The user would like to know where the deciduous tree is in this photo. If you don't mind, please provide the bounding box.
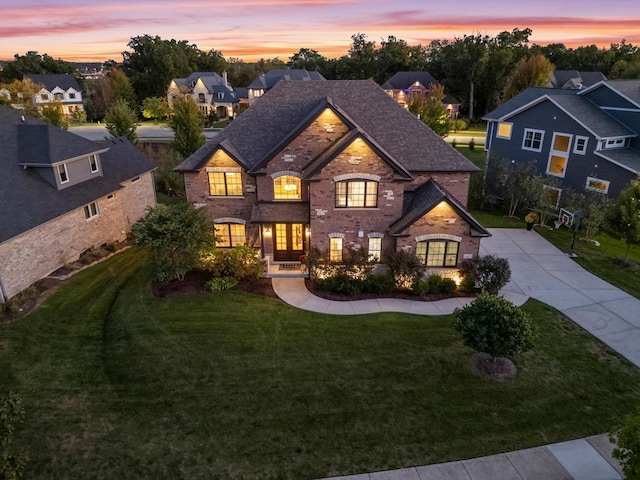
[169,96,205,158]
[105,99,138,144]
[142,96,170,123]
[408,83,452,137]
[608,176,640,263]
[502,54,554,101]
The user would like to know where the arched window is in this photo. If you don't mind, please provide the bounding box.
[274,175,301,199]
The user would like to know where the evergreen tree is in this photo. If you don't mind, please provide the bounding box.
[170,96,205,158]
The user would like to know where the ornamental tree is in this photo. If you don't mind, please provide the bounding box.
[105,99,138,144]
[610,407,640,480]
[132,203,215,282]
[608,176,640,263]
[454,291,534,360]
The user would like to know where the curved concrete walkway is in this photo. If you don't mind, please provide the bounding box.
[272,228,640,480]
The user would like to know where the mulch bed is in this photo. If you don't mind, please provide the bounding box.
[151,270,279,299]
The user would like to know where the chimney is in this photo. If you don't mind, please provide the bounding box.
[223,71,228,88]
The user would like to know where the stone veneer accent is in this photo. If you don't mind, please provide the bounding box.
[0,172,156,300]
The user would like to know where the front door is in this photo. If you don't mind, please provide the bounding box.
[273,223,305,261]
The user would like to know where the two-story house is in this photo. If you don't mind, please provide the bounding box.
[0,106,156,303]
[175,80,489,275]
[381,71,461,117]
[167,72,238,120]
[23,73,84,118]
[247,69,326,105]
[483,80,640,202]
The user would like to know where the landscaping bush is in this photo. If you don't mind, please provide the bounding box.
[362,274,396,294]
[412,275,457,296]
[453,118,468,131]
[385,250,427,290]
[454,291,534,360]
[468,138,476,150]
[315,274,363,296]
[610,407,640,480]
[204,277,239,292]
[459,275,477,294]
[201,245,263,282]
[459,254,511,294]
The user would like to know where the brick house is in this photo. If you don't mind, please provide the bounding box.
[175,80,488,275]
[168,72,239,119]
[0,106,157,302]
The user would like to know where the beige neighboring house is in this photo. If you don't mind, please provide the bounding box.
[23,73,85,117]
[168,72,239,119]
[0,106,157,303]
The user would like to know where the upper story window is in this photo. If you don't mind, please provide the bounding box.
[416,240,459,267]
[273,175,301,200]
[217,92,224,100]
[84,202,99,220]
[496,122,512,139]
[603,138,626,149]
[54,93,64,101]
[546,132,572,178]
[57,163,69,184]
[522,128,544,152]
[335,180,378,208]
[89,155,99,173]
[208,171,243,196]
[574,136,588,154]
[198,93,205,102]
[40,93,49,101]
[69,92,76,99]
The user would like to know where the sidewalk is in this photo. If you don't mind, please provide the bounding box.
[272,228,639,480]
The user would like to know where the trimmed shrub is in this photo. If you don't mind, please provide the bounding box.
[454,291,534,359]
[385,250,427,290]
[362,274,396,294]
[427,275,456,294]
[204,276,238,292]
[610,407,640,480]
[468,138,476,150]
[460,254,511,295]
[315,274,363,296]
[201,245,263,282]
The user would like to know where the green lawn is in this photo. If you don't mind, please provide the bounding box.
[1,248,640,479]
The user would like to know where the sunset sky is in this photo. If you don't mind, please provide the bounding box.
[2,0,640,62]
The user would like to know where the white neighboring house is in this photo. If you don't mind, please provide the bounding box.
[168,72,238,119]
[24,73,85,117]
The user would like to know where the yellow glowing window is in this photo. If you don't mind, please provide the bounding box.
[552,134,571,152]
[208,172,243,196]
[335,180,378,208]
[330,238,343,262]
[497,122,512,139]
[416,240,459,267]
[542,186,561,208]
[585,177,609,194]
[215,223,246,247]
[548,155,566,175]
[274,176,301,199]
[368,238,382,262]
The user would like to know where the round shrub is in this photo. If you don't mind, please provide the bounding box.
[315,274,363,296]
[362,274,396,294]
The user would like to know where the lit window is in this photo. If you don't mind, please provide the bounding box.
[208,172,243,196]
[546,133,572,177]
[89,155,99,173]
[330,237,343,262]
[215,223,246,247]
[522,129,544,152]
[84,202,99,219]
[368,237,382,262]
[574,136,588,154]
[585,177,609,194]
[416,240,459,267]
[58,164,69,184]
[273,176,301,199]
[496,122,512,139]
[335,180,378,208]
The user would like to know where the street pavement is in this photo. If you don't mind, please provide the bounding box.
[69,124,219,141]
[271,228,638,480]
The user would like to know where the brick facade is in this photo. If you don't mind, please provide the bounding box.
[0,172,156,300]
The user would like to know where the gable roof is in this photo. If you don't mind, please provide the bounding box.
[24,73,82,92]
[176,80,477,174]
[584,79,640,108]
[550,70,606,89]
[0,106,155,244]
[247,69,326,90]
[381,71,439,90]
[483,87,635,139]
[595,148,640,174]
[389,179,490,237]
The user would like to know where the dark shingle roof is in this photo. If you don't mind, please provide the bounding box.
[176,80,477,174]
[595,148,640,174]
[389,179,490,236]
[607,80,640,105]
[550,70,606,89]
[381,72,439,90]
[483,87,634,138]
[24,73,82,92]
[0,106,155,244]
[247,69,326,89]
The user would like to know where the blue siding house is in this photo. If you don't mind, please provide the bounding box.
[483,80,640,200]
